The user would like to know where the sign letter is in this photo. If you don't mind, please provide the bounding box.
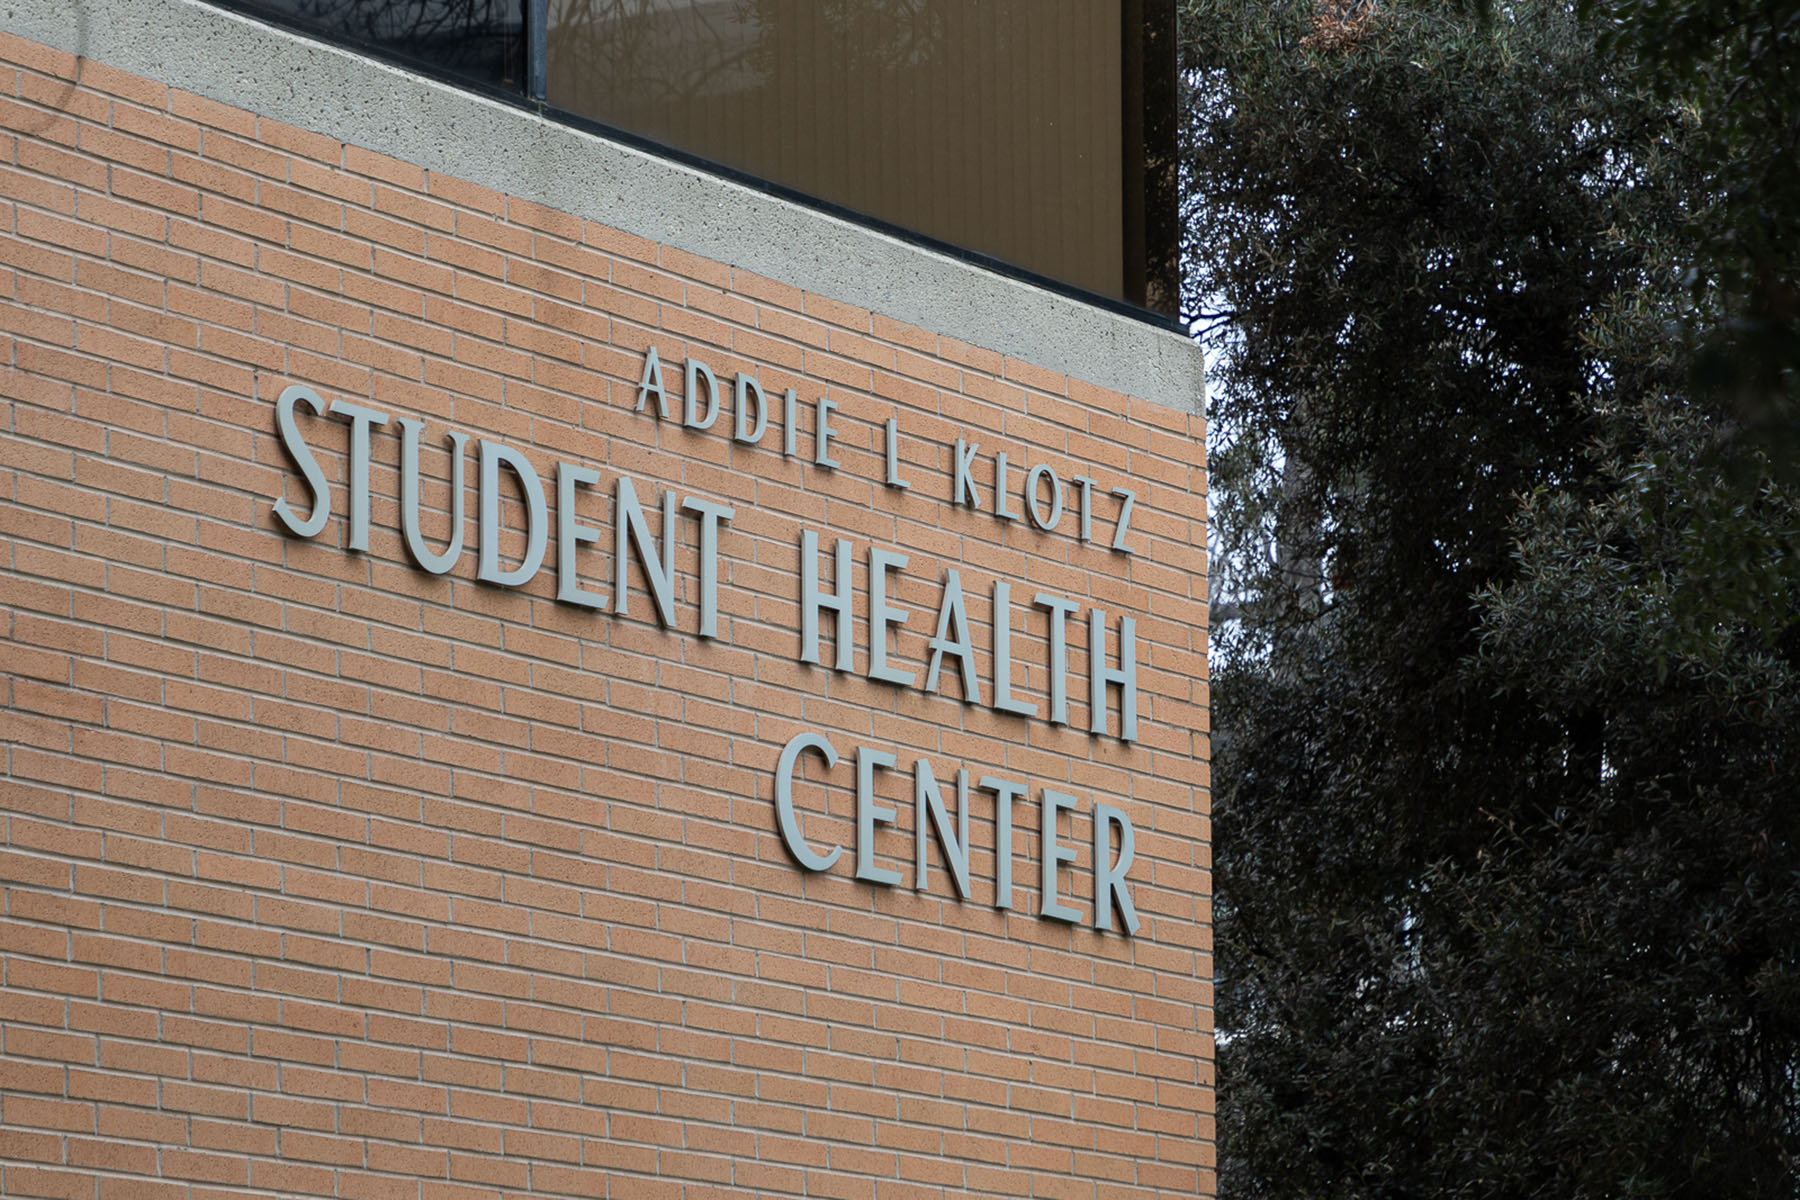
[774,732,842,872]
[272,385,331,539]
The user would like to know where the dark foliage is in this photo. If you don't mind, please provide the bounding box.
[1588,0,1800,473]
[1184,0,1800,1195]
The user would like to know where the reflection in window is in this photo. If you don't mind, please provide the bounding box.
[237,0,525,91]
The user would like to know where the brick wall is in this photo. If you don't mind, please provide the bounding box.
[0,30,1213,1199]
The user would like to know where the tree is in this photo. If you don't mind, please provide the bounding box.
[1588,0,1800,471]
[1183,0,1800,1194]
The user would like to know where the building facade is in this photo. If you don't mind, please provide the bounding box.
[0,2,1213,1196]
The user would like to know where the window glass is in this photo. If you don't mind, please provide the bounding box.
[237,0,526,92]
[215,0,1176,315]
[547,0,1133,304]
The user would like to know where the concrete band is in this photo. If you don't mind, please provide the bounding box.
[7,0,1206,413]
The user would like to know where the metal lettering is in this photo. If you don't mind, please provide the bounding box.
[555,462,607,609]
[981,776,1026,912]
[1087,607,1140,742]
[684,357,721,430]
[924,568,980,704]
[331,398,389,553]
[635,345,671,418]
[867,547,914,687]
[883,417,910,490]
[993,451,1017,521]
[1092,803,1141,935]
[1038,789,1082,924]
[813,396,840,468]
[1072,475,1096,543]
[1026,464,1063,532]
[774,732,842,872]
[733,373,768,445]
[476,439,547,587]
[272,384,331,539]
[1033,593,1081,726]
[400,418,468,575]
[683,497,734,638]
[953,438,981,508]
[991,581,1037,718]
[914,762,972,900]
[612,476,677,625]
[1109,486,1138,554]
[782,388,800,458]
[800,530,854,671]
[855,746,902,886]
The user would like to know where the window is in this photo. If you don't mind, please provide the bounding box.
[239,0,526,91]
[223,0,1176,317]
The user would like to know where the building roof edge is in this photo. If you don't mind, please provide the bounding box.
[9,0,1205,414]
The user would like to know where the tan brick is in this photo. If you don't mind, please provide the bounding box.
[0,33,1210,1200]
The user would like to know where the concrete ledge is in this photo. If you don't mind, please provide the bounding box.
[6,0,1205,413]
